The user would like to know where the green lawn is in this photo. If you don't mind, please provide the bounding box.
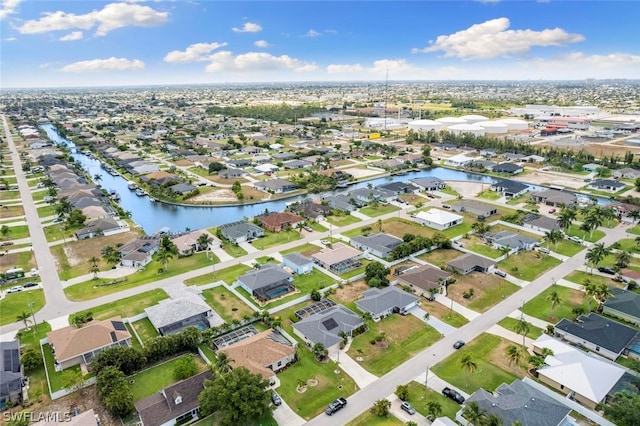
[306,221,328,232]
[70,289,168,322]
[131,317,159,344]
[1,224,29,240]
[64,253,220,301]
[15,323,51,402]
[566,224,606,243]
[549,239,586,257]
[185,264,252,286]
[280,243,321,257]
[128,354,207,401]
[277,348,357,420]
[476,190,501,201]
[440,221,474,238]
[439,186,460,197]
[340,259,370,280]
[251,229,301,250]
[359,204,400,218]
[465,241,503,259]
[0,190,20,201]
[404,382,462,420]
[0,205,24,218]
[346,411,404,426]
[615,238,640,254]
[220,240,248,258]
[497,317,543,339]
[628,224,640,235]
[0,289,45,326]
[201,286,256,322]
[467,281,520,313]
[347,315,442,376]
[42,344,83,393]
[498,251,561,281]
[523,285,588,322]
[564,270,612,288]
[43,225,78,243]
[36,204,55,218]
[326,214,361,227]
[431,334,518,394]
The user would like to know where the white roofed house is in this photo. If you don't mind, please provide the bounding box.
[413,209,463,231]
[311,243,363,274]
[282,253,314,275]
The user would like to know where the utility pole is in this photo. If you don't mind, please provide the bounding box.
[28,300,37,333]
[425,365,429,400]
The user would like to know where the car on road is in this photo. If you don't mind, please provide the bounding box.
[303,226,313,232]
[453,340,465,350]
[442,387,465,404]
[271,391,282,406]
[320,239,330,246]
[325,397,347,415]
[7,286,23,293]
[598,266,616,275]
[23,282,39,288]
[567,236,583,243]
[400,401,415,415]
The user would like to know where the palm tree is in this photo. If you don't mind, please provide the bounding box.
[586,243,610,274]
[425,400,442,420]
[89,256,100,279]
[93,174,102,185]
[635,235,640,248]
[628,210,640,223]
[558,207,576,231]
[377,219,383,232]
[584,211,603,239]
[594,283,614,311]
[547,291,562,320]
[515,318,530,347]
[17,312,31,330]
[485,413,504,426]
[462,401,486,426]
[55,196,73,218]
[582,278,598,311]
[505,345,521,371]
[579,221,593,241]
[615,250,632,269]
[196,233,213,252]
[155,247,174,272]
[544,229,563,250]
[601,207,617,227]
[460,353,477,388]
[215,352,232,375]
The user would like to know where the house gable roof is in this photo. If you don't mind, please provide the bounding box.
[555,313,639,354]
[415,209,463,225]
[145,299,212,330]
[350,233,403,254]
[398,265,451,291]
[493,179,529,193]
[219,330,295,378]
[603,287,640,319]
[259,212,304,229]
[356,286,418,316]
[237,264,292,291]
[447,253,495,271]
[0,340,22,399]
[293,305,363,348]
[282,253,312,267]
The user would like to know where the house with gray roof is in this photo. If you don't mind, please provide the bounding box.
[554,313,639,361]
[376,181,416,195]
[118,237,159,268]
[282,253,313,275]
[218,168,247,179]
[486,230,538,252]
[254,178,298,194]
[463,379,572,426]
[450,199,497,219]
[236,264,294,302]
[410,177,445,191]
[613,167,640,180]
[603,287,640,326]
[283,159,312,169]
[288,201,333,221]
[490,180,529,198]
[219,220,264,244]
[530,189,577,207]
[493,162,524,174]
[523,214,561,233]
[145,297,223,336]
[447,253,495,275]
[74,217,129,240]
[0,340,24,410]
[293,305,364,353]
[350,233,403,258]
[588,179,626,192]
[323,194,358,212]
[356,286,419,321]
[169,183,197,195]
[397,265,452,298]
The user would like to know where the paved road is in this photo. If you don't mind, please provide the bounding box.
[305,225,626,425]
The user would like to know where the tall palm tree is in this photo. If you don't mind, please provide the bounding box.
[547,291,562,319]
[196,233,213,252]
[460,354,477,388]
[485,413,504,426]
[594,283,614,311]
[505,345,521,371]
[585,243,609,274]
[584,211,603,239]
[17,312,31,330]
[93,174,102,185]
[579,221,593,241]
[544,229,563,250]
[634,235,640,248]
[155,247,174,271]
[601,207,617,227]
[558,207,576,231]
[515,318,530,347]
[55,196,73,218]
[89,256,100,279]
[615,250,632,269]
[628,210,640,223]
[425,400,442,420]
[582,278,598,311]
[462,401,486,426]
[215,352,232,376]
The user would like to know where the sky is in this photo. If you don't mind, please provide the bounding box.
[1,0,639,88]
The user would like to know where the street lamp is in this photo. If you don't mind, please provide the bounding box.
[27,300,37,333]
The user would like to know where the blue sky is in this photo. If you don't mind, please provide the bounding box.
[1,1,639,88]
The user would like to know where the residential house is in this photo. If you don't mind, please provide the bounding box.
[134,370,213,426]
[141,171,180,186]
[288,201,333,221]
[218,168,247,179]
[283,159,312,169]
[293,305,364,353]
[582,163,601,173]
[312,243,362,274]
[588,179,626,193]
[613,168,640,180]
[0,341,24,409]
[47,317,132,370]
[397,265,452,298]
[447,253,496,275]
[502,153,526,162]
[533,334,628,410]
[218,330,296,381]
[468,159,497,171]
[258,212,304,232]
[493,162,524,174]
[282,253,314,275]
[272,152,295,161]
[410,177,445,191]
[602,287,640,326]
[356,286,419,321]
[323,194,357,212]
[523,214,561,233]
[145,295,223,336]
[349,233,403,258]
[462,379,573,426]
[445,154,475,167]
[450,200,497,220]
[254,164,280,175]
[169,183,197,196]
[530,189,577,207]
[254,179,298,194]
[413,209,463,231]
[236,264,294,302]
[226,159,252,168]
[74,217,129,240]
[170,230,220,256]
[376,181,416,195]
[81,205,109,221]
[219,220,264,244]
[349,187,392,204]
[118,237,160,268]
[490,180,529,198]
[522,154,547,163]
[554,313,639,361]
[486,231,538,252]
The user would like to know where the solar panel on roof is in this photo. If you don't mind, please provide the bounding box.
[111,321,127,331]
[322,318,338,331]
[110,331,117,342]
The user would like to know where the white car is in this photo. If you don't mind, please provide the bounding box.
[7,286,23,293]
[320,240,330,246]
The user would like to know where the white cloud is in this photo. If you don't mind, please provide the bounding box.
[326,64,364,74]
[164,42,227,63]
[60,57,145,72]
[59,31,83,41]
[0,0,21,20]
[412,17,584,60]
[4,36,16,41]
[19,2,168,36]
[231,22,261,33]
[205,51,317,73]
[306,29,320,37]
[254,40,269,48]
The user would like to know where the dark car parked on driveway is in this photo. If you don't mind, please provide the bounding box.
[442,387,465,404]
[598,266,616,275]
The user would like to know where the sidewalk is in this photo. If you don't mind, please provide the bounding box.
[434,294,480,321]
[507,310,551,330]
[486,324,534,351]
[413,370,470,399]
[61,265,139,287]
[409,307,457,336]
[387,394,430,426]
[329,350,378,389]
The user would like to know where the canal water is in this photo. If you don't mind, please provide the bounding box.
[41,124,611,234]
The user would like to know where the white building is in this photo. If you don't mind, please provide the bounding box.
[413,209,463,230]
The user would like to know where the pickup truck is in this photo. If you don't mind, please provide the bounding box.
[325,397,347,415]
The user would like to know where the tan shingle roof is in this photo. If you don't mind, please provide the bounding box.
[47,317,130,362]
[219,330,295,378]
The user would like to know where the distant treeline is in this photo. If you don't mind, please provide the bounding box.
[206,104,326,124]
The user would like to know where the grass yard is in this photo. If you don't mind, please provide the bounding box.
[523,285,588,323]
[379,217,426,238]
[1,224,29,240]
[131,317,159,344]
[42,344,83,393]
[564,270,613,288]
[221,240,248,258]
[346,411,404,426]
[431,334,521,394]
[36,204,55,218]
[251,229,301,250]
[628,224,640,235]
[70,289,168,322]
[440,221,474,239]
[1,205,24,218]
[566,224,605,243]
[326,213,361,227]
[497,317,544,339]
[463,236,503,259]
[476,190,502,201]
[549,239,586,257]
[15,323,51,402]
[0,190,20,201]
[201,285,256,322]
[280,243,321,257]
[448,273,519,313]
[128,354,208,401]
[418,249,462,269]
[304,221,327,232]
[339,259,370,280]
[398,193,427,206]
[185,264,252,286]
[359,204,400,218]
[0,250,36,273]
[0,289,45,326]
[439,186,460,197]
[43,224,78,243]
[498,251,561,281]
[347,315,442,376]
[419,302,468,328]
[277,348,357,420]
[404,382,462,420]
